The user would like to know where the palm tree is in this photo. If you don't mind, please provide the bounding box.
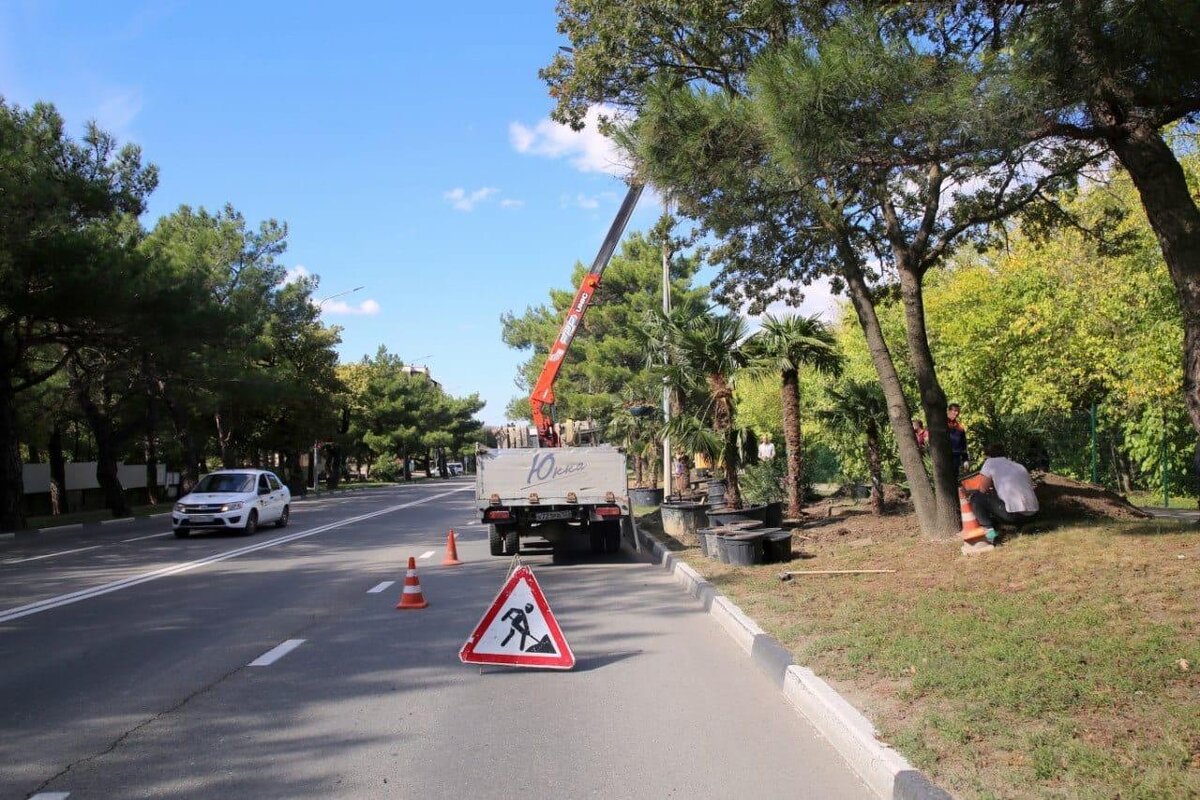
[819,380,889,515]
[662,312,753,508]
[746,314,841,520]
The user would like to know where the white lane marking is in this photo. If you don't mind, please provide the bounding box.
[149,512,171,517]
[121,531,174,543]
[367,581,396,594]
[36,523,82,533]
[30,793,71,799]
[248,639,305,666]
[0,486,473,624]
[3,545,102,566]
[418,550,435,560]
[99,518,134,526]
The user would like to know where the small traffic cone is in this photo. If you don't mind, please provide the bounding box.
[958,488,987,544]
[396,556,428,610]
[442,529,463,566]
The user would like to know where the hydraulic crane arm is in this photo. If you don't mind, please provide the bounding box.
[531,182,645,447]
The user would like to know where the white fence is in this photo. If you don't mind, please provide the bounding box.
[23,462,169,495]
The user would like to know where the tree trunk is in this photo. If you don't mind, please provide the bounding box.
[711,378,743,509]
[144,436,159,506]
[840,255,938,533]
[1105,123,1200,505]
[897,266,966,537]
[865,419,885,515]
[634,454,644,488]
[49,424,67,514]
[77,393,130,518]
[0,376,26,530]
[402,451,412,481]
[780,368,805,519]
[326,447,342,489]
[215,411,235,468]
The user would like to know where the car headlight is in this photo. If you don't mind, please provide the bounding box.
[174,503,185,513]
[220,501,244,512]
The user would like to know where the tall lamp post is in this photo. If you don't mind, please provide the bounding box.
[312,286,365,490]
[661,203,673,496]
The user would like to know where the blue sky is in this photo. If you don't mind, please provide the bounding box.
[1,1,838,425]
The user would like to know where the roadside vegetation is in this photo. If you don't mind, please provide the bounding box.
[1,101,484,531]
[643,504,1199,799]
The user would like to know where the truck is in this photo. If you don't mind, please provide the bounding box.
[476,183,644,559]
[477,445,628,556]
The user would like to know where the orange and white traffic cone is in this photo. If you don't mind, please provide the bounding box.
[396,556,428,610]
[958,488,993,555]
[442,529,463,566]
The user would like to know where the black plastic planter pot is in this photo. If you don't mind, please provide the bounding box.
[724,532,766,566]
[695,529,709,557]
[713,533,732,564]
[706,479,727,507]
[765,502,784,527]
[760,530,792,563]
[629,487,664,507]
[706,504,769,527]
[661,502,709,539]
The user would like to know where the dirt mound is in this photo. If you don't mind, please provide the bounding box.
[1033,471,1153,521]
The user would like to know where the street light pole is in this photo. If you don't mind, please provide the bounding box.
[313,285,364,491]
[662,202,672,497]
[317,285,365,308]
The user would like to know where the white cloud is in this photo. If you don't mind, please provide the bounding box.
[444,186,499,211]
[748,276,842,326]
[92,87,143,136]
[500,198,525,209]
[321,298,381,316]
[282,265,311,285]
[509,105,631,176]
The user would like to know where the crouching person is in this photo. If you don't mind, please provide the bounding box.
[968,443,1039,544]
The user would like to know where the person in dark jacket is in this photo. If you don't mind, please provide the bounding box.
[947,403,969,472]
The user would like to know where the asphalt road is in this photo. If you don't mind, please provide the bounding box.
[0,481,870,799]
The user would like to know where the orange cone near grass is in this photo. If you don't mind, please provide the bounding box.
[442,529,463,566]
[396,556,428,610]
[958,488,987,543]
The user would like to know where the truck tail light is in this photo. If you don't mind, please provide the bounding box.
[484,509,512,521]
[596,506,621,518]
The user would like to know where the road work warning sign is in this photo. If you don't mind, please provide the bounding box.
[459,565,574,670]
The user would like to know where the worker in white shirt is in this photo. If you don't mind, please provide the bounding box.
[757,434,776,461]
[968,443,1039,544]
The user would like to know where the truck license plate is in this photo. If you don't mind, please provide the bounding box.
[535,510,572,521]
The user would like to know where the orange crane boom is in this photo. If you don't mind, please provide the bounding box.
[531,183,645,447]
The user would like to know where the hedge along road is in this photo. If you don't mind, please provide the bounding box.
[1,485,871,800]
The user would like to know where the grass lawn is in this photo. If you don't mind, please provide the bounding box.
[642,508,1200,799]
[1127,491,1198,511]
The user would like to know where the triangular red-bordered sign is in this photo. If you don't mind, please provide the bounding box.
[459,565,575,670]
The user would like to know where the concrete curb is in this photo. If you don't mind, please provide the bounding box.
[629,525,952,800]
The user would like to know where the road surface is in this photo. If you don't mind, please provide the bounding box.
[0,481,870,799]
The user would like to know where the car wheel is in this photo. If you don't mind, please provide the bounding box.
[174,528,189,539]
[588,523,605,555]
[489,525,504,556]
[274,505,289,528]
[603,520,622,554]
[504,526,519,556]
[242,510,258,536]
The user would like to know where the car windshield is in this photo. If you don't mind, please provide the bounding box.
[194,473,255,494]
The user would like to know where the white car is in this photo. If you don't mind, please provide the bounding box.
[173,469,291,538]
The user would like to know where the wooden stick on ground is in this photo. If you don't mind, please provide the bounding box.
[778,569,895,582]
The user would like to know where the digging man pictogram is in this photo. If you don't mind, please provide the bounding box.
[501,603,535,650]
[500,602,556,653]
